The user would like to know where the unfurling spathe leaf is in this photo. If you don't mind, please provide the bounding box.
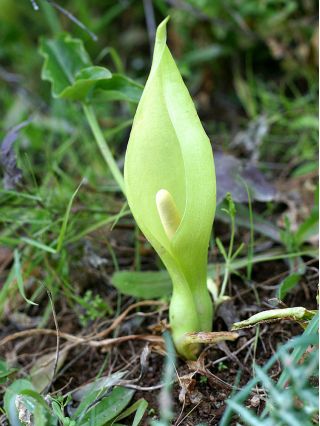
[124,17,216,359]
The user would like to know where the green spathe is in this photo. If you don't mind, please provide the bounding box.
[124,17,216,359]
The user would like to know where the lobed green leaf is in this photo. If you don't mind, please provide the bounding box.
[39,33,142,103]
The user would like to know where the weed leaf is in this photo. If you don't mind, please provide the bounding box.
[277,273,302,300]
[4,379,35,426]
[78,387,134,426]
[111,270,172,299]
[39,33,142,102]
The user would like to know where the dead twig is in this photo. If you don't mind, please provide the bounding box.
[188,352,237,391]
[89,300,167,340]
[0,300,166,348]
[210,329,267,367]
[30,0,97,41]
[99,334,163,351]
[143,0,156,54]
[0,327,163,348]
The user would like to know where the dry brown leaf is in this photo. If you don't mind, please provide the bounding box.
[187,352,234,391]
[178,372,197,403]
[30,347,69,392]
[185,331,239,345]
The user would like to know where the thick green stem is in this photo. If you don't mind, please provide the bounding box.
[192,281,214,332]
[83,104,126,195]
[169,268,213,359]
[169,275,200,359]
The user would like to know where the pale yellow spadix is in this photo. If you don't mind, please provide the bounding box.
[156,189,181,240]
[124,17,216,359]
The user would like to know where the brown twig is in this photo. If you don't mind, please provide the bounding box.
[143,0,156,54]
[89,300,167,340]
[99,334,163,351]
[0,301,166,349]
[210,329,267,367]
[30,0,97,41]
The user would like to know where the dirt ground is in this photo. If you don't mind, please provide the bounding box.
[1,219,317,425]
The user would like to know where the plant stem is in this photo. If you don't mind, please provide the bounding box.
[82,104,126,195]
[217,210,235,303]
[218,263,230,303]
[227,209,235,259]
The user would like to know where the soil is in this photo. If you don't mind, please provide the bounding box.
[0,218,318,426]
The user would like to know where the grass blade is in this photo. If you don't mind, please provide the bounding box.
[14,249,38,306]
[56,180,83,252]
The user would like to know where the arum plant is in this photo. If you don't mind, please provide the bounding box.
[125,18,219,359]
